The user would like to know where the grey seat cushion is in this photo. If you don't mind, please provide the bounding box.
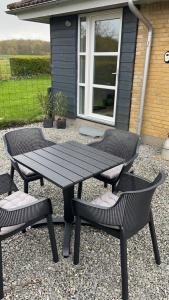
[101,164,123,179]
[19,164,35,176]
[0,191,42,236]
[0,191,40,211]
[91,191,119,208]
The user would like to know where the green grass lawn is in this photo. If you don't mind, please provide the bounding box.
[0,75,51,128]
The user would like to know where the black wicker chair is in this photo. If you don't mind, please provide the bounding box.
[0,173,58,300]
[73,171,165,300]
[3,127,56,194]
[77,129,140,198]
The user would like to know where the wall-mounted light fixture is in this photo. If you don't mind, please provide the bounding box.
[65,20,72,28]
[164,51,169,63]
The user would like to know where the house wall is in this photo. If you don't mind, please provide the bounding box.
[50,15,78,118]
[50,8,138,128]
[115,7,138,130]
[130,1,169,140]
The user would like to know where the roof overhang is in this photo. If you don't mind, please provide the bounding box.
[6,0,164,24]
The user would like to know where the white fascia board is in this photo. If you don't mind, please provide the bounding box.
[6,0,139,23]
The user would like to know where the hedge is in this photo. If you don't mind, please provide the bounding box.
[10,56,50,77]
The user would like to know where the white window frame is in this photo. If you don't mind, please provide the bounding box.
[77,9,123,125]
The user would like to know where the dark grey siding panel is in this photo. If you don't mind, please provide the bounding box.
[121,43,136,53]
[115,7,138,131]
[50,8,137,124]
[50,15,78,118]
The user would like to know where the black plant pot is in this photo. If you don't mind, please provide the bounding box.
[57,118,66,129]
[43,118,53,128]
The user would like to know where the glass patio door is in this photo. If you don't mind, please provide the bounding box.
[78,10,122,125]
[90,15,121,122]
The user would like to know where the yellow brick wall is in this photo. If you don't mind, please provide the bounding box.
[129,2,169,139]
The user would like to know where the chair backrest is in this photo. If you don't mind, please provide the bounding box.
[102,129,140,161]
[3,127,49,156]
[118,172,165,237]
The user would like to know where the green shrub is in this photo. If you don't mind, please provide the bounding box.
[36,92,54,119]
[0,58,11,80]
[10,56,50,77]
[54,91,67,118]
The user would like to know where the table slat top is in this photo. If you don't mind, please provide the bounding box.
[14,141,124,189]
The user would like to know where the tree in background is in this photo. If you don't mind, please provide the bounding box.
[0,39,50,55]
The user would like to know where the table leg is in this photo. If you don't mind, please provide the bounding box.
[63,222,72,257]
[63,186,74,258]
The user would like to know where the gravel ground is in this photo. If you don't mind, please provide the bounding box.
[0,122,168,300]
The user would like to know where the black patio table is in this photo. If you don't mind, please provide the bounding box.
[13,140,123,257]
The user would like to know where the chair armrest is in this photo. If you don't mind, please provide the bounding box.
[43,139,56,147]
[0,173,18,195]
[0,198,52,227]
[88,140,102,148]
[124,153,138,167]
[123,153,138,172]
[11,159,26,179]
[73,198,125,227]
[115,172,152,192]
[2,134,15,164]
[2,133,24,176]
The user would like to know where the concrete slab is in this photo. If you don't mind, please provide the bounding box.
[79,126,105,137]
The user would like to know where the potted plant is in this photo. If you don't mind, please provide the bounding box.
[54,91,67,129]
[37,92,54,128]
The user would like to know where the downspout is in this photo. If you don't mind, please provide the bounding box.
[128,0,153,135]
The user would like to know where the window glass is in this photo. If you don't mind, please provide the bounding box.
[93,88,115,117]
[95,19,120,52]
[94,56,117,86]
[79,86,85,114]
[80,56,85,83]
[80,17,86,52]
